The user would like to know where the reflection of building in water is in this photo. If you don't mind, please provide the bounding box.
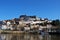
[9,34,24,40]
[30,35,41,40]
[30,34,51,40]
[0,34,52,40]
[24,34,30,40]
[39,35,44,40]
[0,34,13,40]
[41,35,51,40]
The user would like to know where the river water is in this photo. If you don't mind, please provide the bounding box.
[0,34,60,40]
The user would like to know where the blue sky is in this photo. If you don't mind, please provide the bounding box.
[0,0,60,20]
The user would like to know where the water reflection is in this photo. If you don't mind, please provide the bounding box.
[0,34,60,40]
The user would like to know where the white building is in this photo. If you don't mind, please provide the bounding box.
[47,24,52,28]
[24,27,30,31]
[2,25,7,30]
[7,21,11,26]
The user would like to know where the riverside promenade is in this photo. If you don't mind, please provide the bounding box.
[0,30,25,34]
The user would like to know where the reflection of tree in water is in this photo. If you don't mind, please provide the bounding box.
[51,35,60,40]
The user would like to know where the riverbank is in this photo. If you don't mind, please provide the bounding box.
[0,30,39,34]
[0,30,60,35]
[0,30,25,34]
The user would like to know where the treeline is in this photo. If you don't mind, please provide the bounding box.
[51,19,60,26]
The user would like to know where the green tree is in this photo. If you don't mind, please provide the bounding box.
[51,19,60,26]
